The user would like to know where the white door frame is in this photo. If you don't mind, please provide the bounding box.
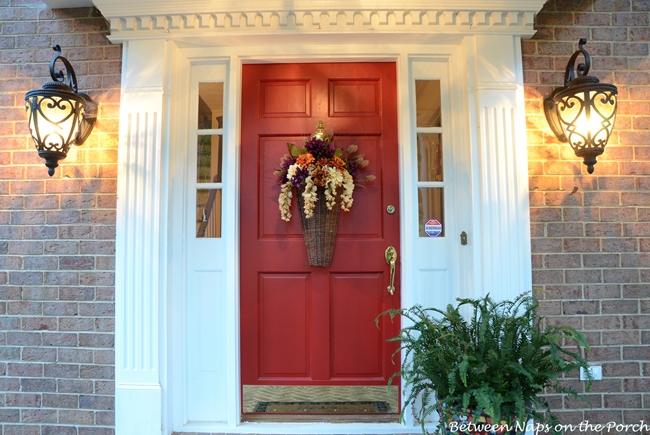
[106,3,540,434]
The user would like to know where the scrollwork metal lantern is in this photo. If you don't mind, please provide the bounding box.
[544,39,618,174]
[25,45,98,176]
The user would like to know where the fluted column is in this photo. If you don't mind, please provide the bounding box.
[115,39,168,435]
[469,35,533,301]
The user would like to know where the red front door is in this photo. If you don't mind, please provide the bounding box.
[240,63,400,395]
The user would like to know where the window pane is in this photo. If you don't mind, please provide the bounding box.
[198,83,224,129]
[415,80,441,128]
[417,133,443,182]
[418,188,444,237]
[197,135,223,183]
[196,189,222,238]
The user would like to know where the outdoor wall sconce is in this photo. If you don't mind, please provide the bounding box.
[544,38,617,174]
[25,45,98,176]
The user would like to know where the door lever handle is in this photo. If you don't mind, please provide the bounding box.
[384,246,398,295]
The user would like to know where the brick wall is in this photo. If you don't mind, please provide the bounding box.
[524,0,650,429]
[1,0,649,433]
[0,2,120,434]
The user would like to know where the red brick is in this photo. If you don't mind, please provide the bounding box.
[7,301,42,316]
[547,223,584,237]
[604,394,643,409]
[23,195,59,209]
[585,223,622,237]
[21,226,58,239]
[624,378,650,392]
[622,253,650,267]
[7,362,43,377]
[545,191,583,206]
[613,12,650,27]
[79,364,114,379]
[623,285,650,298]
[602,300,639,314]
[585,346,622,361]
[562,207,600,222]
[43,241,79,255]
[43,302,78,316]
[564,238,601,252]
[584,191,621,206]
[59,409,95,425]
[600,207,636,222]
[623,315,650,329]
[545,253,582,268]
[57,379,93,394]
[22,347,57,362]
[531,238,563,253]
[623,223,650,237]
[604,268,640,283]
[602,331,640,345]
[5,393,41,407]
[542,284,583,299]
[563,300,600,315]
[593,0,631,11]
[602,238,638,252]
[22,317,57,331]
[530,207,562,222]
[584,253,620,267]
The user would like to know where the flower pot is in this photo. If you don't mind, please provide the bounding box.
[296,186,341,267]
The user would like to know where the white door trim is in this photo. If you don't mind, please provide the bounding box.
[113,8,536,434]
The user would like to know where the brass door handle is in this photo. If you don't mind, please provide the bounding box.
[384,246,397,295]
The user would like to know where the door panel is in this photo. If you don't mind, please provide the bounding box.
[330,273,383,378]
[240,63,400,393]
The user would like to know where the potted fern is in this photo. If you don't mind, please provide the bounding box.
[379,292,592,435]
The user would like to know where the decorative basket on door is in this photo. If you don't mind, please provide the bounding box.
[276,121,374,267]
[296,186,341,266]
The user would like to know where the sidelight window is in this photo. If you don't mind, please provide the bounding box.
[195,82,224,238]
[415,80,445,237]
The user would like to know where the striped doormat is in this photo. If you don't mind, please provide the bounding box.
[253,401,391,413]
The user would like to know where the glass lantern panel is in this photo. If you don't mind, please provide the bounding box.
[418,187,445,238]
[417,133,443,182]
[196,135,223,183]
[196,188,222,238]
[415,80,442,128]
[29,95,83,152]
[198,83,224,129]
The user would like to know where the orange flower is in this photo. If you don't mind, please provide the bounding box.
[312,168,328,186]
[296,153,315,168]
[332,156,346,171]
[316,158,329,167]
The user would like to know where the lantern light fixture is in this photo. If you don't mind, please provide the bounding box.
[25,45,98,176]
[543,38,618,174]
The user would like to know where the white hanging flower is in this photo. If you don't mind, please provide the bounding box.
[302,176,318,219]
[279,181,293,222]
[287,163,299,178]
[340,171,355,212]
[324,167,344,210]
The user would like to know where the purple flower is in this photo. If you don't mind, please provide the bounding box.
[279,154,296,182]
[291,166,310,191]
[346,159,361,179]
[305,138,335,159]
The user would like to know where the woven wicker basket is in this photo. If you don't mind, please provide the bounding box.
[297,187,341,267]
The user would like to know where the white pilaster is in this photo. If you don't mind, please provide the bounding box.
[469,35,533,301]
[115,39,169,435]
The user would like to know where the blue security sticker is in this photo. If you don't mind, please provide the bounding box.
[424,219,442,237]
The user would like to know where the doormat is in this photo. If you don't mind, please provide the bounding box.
[253,401,391,413]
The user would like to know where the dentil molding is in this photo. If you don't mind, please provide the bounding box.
[70,0,548,40]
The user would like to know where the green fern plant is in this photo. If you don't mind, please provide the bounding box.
[378,292,592,434]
